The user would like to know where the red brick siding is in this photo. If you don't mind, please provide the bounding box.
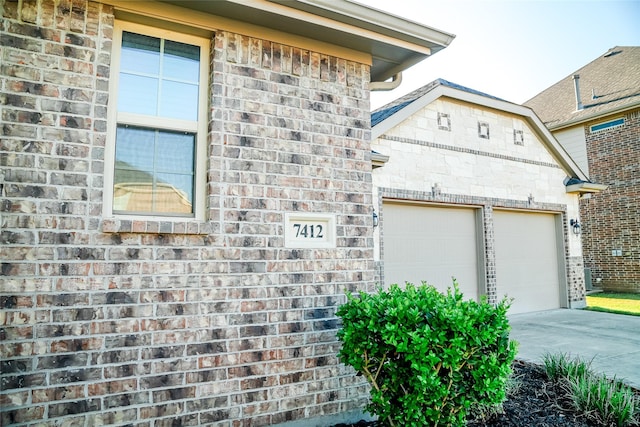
[580,109,640,292]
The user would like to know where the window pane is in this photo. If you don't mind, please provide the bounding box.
[121,32,160,75]
[118,73,159,116]
[156,172,194,206]
[115,126,155,173]
[156,131,195,173]
[164,40,200,81]
[160,81,199,120]
[113,125,194,215]
[118,33,200,121]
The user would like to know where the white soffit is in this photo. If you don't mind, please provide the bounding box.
[158,0,455,82]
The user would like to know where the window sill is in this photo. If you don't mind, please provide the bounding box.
[101,218,213,235]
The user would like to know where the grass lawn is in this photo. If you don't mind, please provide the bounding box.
[585,292,640,316]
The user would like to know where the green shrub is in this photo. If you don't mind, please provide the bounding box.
[336,281,517,427]
[468,373,522,422]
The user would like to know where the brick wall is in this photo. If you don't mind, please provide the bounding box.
[1,1,376,425]
[580,109,640,292]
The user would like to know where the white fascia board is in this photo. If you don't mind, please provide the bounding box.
[236,0,454,54]
[296,0,456,49]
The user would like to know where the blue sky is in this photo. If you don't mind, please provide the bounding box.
[364,0,640,109]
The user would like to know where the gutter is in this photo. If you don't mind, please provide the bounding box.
[371,151,390,168]
[547,102,640,132]
[282,0,456,50]
[370,73,402,91]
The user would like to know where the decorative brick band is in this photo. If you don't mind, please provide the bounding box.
[379,135,562,170]
[378,187,567,212]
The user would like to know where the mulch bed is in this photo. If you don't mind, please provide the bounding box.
[332,360,638,426]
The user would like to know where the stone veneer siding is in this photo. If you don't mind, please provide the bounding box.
[374,186,586,308]
[580,109,640,293]
[1,1,376,425]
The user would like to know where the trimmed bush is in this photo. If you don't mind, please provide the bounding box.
[336,281,517,427]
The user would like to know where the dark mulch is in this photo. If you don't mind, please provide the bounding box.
[332,360,637,427]
[466,360,594,426]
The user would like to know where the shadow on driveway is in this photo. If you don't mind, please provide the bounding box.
[509,309,640,388]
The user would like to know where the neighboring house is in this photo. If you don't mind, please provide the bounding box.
[525,46,640,293]
[371,79,605,315]
[0,1,454,425]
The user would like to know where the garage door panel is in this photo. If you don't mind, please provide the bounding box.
[383,203,479,300]
[494,210,561,314]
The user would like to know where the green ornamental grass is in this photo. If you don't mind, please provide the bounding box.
[542,352,594,382]
[542,352,639,426]
[568,373,639,426]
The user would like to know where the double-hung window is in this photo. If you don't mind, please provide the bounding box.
[105,21,208,219]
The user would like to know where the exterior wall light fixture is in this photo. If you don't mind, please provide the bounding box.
[373,210,379,228]
[570,219,581,235]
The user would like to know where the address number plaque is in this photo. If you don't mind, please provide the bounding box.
[284,213,336,248]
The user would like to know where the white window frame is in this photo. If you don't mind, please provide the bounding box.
[104,20,209,221]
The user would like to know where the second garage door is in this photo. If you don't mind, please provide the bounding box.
[382,202,481,300]
[493,210,565,314]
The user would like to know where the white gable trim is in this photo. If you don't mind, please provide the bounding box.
[372,84,590,182]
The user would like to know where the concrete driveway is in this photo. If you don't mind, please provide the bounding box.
[509,309,640,388]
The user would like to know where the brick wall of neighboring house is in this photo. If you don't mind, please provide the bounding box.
[581,109,640,292]
[0,1,376,425]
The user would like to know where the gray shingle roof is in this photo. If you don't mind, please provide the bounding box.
[371,78,505,126]
[524,46,640,129]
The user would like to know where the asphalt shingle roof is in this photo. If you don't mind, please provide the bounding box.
[371,78,505,126]
[524,46,640,129]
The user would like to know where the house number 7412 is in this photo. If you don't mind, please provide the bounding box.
[293,223,323,238]
[284,213,335,248]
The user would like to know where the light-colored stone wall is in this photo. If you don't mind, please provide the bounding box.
[1,1,374,425]
[372,98,585,306]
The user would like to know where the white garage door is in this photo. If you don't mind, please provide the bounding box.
[494,210,564,314]
[382,202,480,300]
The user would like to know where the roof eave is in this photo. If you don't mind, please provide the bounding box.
[152,0,454,82]
[565,182,608,194]
[277,0,456,49]
[547,102,640,131]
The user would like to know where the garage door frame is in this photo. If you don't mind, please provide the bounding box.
[493,208,569,311]
[380,200,487,300]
